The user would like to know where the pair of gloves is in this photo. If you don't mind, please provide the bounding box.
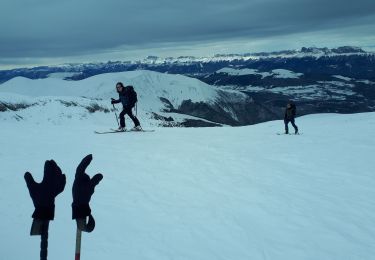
[24,154,103,233]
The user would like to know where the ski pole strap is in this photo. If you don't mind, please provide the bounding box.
[76,215,95,233]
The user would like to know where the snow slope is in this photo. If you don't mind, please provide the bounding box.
[0,70,218,107]
[272,69,303,79]
[217,67,303,79]
[217,67,272,78]
[0,112,374,260]
[0,70,227,126]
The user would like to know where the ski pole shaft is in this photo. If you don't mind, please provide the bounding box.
[112,104,120,126]
[40,223,49,260]
[75,227,82,260]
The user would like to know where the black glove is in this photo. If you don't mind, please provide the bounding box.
[24,160,66,220]
[111,98,116,104]
[72,154,103,231]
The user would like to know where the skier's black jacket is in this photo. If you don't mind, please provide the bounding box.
[112,86,137,109]
[112,88,130,108]
[284,103,296,120]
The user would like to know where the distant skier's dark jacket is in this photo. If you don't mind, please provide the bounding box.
[113,88,130,108]
[113,87,137,108]
[284,104,296,120]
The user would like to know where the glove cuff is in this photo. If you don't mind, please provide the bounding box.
[72,204,91,219]
[32,206,55,220]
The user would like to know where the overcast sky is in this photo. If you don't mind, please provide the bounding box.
[1,0,375,69]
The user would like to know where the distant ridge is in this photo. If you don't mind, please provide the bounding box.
[0,46,373,84]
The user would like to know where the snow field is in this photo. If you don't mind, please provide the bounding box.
[0,112,374,260]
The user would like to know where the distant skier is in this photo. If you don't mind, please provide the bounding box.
[284,101,299,134]
[111,82,142,131]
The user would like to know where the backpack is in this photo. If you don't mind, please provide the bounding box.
[288,103,296,117]
[285,102,296,119]
[291,103,296,116]
[126,85,138,108]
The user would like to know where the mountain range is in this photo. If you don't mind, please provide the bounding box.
[1,46,374,126]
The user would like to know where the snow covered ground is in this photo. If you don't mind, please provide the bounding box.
[0,112,374,260]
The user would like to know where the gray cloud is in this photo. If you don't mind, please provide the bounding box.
[1,0,375,62]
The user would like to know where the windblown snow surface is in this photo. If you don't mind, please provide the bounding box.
[0,111,374,260]
[0,70,374,259]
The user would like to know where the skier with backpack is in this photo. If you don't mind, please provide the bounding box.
[284,101,299,134]
[111,82,142,131]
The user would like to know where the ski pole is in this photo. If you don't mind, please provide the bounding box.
[40,221,49,260]
[75,218,86,260]
[112,104,119,126]
[75,226,82,260]
[25,160,65,260]
[30,219,49,260]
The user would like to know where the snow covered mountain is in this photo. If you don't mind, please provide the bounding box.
[0,70,252,127]
[1,46,375,125]
[1,46,374,260]
[0,46,373,83]
[1,67,375,127]
[141,46,369,64]
[1,111,374,260]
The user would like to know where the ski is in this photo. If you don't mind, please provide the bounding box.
[110,128,155,133]
[276,132,302,135]
[94,130,124,134]
[94,129,155,134]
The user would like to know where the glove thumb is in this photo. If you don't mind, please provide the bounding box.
[90,173,103,188]
[24,172,36,191]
